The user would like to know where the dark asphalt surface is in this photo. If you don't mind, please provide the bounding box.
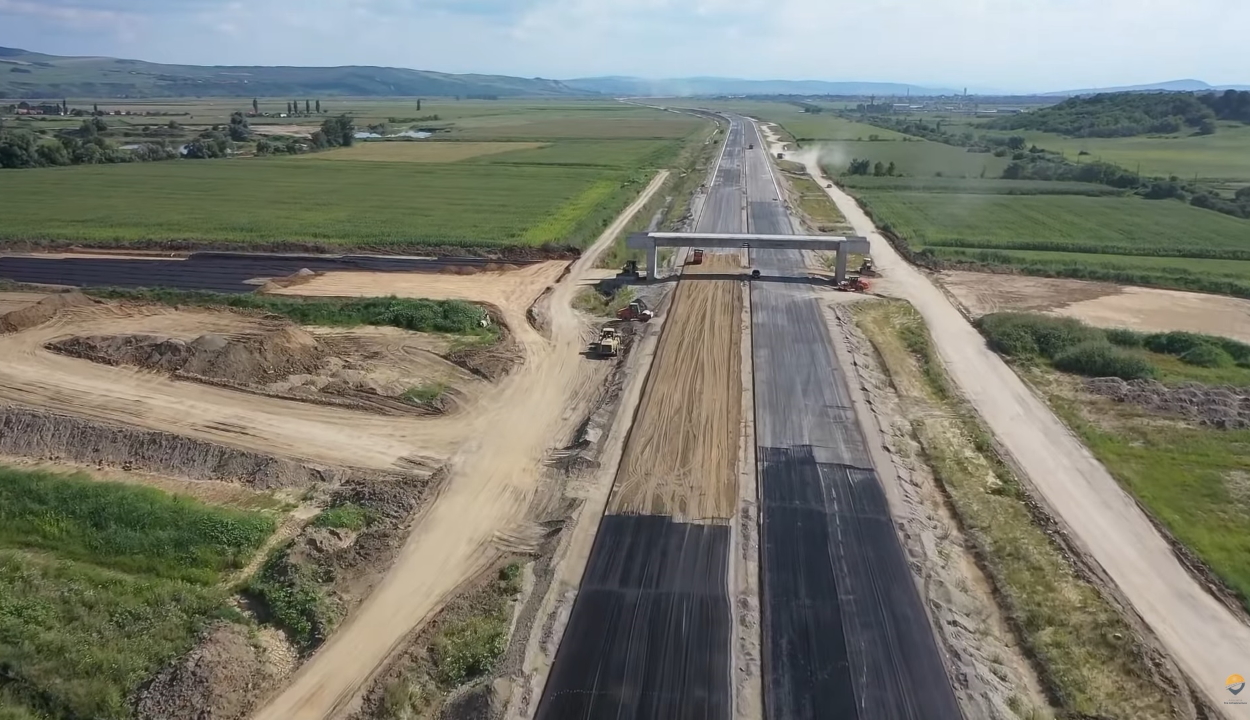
[535,121,744,719]
[0,253,531,293]
[534,516,732,720]
[740,118,962,720]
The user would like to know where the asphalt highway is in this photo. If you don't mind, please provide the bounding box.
[739,117,963,720]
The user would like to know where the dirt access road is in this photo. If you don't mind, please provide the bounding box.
[250,170,670,720]
[785,147,1250,713]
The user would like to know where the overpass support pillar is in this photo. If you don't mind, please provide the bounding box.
[647,243,659,281]
[834,247,848,283]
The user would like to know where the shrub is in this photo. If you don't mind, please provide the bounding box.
[1144,331,1213,356]
[1104,328,1146,347]
[313,503,372,531]
[1178,343,1235,368]
[1053,341,1156,380]
[975,312,1103,358]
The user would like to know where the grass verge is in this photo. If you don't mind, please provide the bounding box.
[854,300,1183,719]
[0,465,273,719]
[402,382,450,406]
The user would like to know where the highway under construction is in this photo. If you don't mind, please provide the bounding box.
[534,115,962,719]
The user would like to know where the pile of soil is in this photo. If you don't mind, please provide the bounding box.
[1085,378,1250,429]
[134,622,271,720]
[0,291,99,333]
[48,326,324,385]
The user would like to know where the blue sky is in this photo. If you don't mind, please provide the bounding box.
[0,0,1245,92]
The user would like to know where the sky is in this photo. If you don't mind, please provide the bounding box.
[0,0,1246,93]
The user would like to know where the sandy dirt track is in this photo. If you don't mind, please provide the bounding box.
[250,170,670,720]
[0,304,458,472]
[940,271,1250,343]
[797,156,1250,715]
[608,253,744,521]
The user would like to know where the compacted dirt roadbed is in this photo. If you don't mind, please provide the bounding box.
[609,253,743,521]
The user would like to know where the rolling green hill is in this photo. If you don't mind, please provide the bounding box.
[0,47,591,99]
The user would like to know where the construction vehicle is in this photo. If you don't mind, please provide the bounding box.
[617,299,654,322]
[857,258,878,277]
[835,277,870,293]
[688,249,704,265]
[590,326,621,357]
[748,143,754,150]
[777,152,785,160]
[618,259,642,281]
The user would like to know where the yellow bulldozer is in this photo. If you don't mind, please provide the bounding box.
[589,325,621,357]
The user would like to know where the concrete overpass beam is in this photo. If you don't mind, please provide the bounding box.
[835,248,848,283]
[648,243,659,281]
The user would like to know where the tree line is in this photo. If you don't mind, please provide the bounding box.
[986,90,1250,138]
[0,112,356,168]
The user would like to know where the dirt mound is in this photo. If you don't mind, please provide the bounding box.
[0,291,98,333]
[48,326,324,385]
[134,622,270,720]
[1085,378,1250,429]
[0,405,411,488]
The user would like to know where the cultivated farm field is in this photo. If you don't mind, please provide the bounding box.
[0,100,710,251]
[858,191,1250,257]
[0,160,640,248]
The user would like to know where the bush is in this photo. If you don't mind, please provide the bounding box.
[1178,343,1235,368]
[1053,341,1156,380]
[975,312,1103,358]
[313,503,371,530]
[247,549,337,648]
[1144,331,1215,356]
[1104,327,1145,347]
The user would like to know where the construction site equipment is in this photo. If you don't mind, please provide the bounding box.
[590,326,621,357]
[751,269,762,279]
[857,258,878,276]
[826,182,833,188]
[688,249,704,265]
[618,260,642,281]
[835,277,870,293]
[748,143,754,150]
[617,299,654,322]
[777,152,785,159]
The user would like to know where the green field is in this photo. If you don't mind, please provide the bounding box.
[1017,124,1250,182]
[837,175,1123,196]
[0,466,276,719]
[1,100,710,251]
[856,191,1250,257]
[0,158,640,248]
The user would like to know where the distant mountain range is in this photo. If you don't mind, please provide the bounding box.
[0,47,585,99]
[564,76,962,97]
[1,47,1246,100]
[1043,79,1250,96]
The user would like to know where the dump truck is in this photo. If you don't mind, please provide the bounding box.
[590,326,621,357]
[617,299,654,322]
